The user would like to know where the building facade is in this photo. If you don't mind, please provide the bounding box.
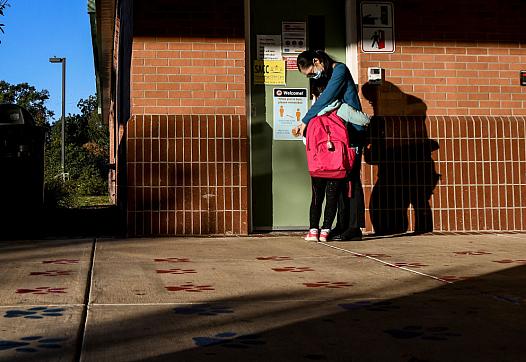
[91,0,526,236]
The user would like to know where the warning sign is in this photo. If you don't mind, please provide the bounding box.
[361,2,395,53]
[253,60,286,85]
[273,88,308,141]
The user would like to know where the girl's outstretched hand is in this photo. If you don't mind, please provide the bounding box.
[291,123,306,137]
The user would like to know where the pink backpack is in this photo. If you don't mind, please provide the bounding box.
[305,112,356,179]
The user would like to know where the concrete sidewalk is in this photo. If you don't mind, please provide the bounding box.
[0,233,525,361]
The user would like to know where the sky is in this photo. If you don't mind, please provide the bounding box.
[0,0,96,121]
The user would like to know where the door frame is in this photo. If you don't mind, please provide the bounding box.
[245,0,360,233]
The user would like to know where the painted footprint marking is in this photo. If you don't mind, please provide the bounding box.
[154,257,191,263]
[174,304,234,316]
[355,253,392,258]
[4,307,65,319]
[493,259,526,264]
[438,275,471,282]
[30,270,73,277]
[339,300,400,312]
[303,281,353,288]
[0,336,67,353]
[256,256,293,261]
[387,262,429,268]
[165,283,214,292]
[453,251,491,256]
[156,268,197,274]
[193,332,265,348]
[42,259,79,265]
[16,287,67,295]
[384,326,462,341]
[272,266,314,272]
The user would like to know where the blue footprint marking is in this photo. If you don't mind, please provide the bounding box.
[384,326,462,340]
[0,336,66,353]
[4,307,65,319]
[339,300,400,312]
[193,332,265,349]
[174,304,234,316]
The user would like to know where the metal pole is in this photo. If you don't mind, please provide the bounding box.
[61,58,66,182]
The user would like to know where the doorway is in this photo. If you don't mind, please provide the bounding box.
[249,0,351,230]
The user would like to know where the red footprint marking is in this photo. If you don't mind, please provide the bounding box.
[271,266,314,272]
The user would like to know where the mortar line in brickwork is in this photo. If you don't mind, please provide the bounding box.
[76,238,96,362]
[480,116,487,230]
[516,119,523,229]
[494,118,502,230]
[444,117,451,231]
[508,122,522,229]
[457,118,465,231]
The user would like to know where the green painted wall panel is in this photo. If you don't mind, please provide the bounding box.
[251,0,346,229]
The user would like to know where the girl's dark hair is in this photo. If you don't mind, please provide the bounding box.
[296,50,336,78]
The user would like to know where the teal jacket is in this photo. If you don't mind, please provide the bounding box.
[301,62,362,126]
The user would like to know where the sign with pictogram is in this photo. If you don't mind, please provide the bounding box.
[361,2,395,53]
[273,88,307,141]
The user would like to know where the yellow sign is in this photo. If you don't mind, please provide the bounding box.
[253,60,285,85]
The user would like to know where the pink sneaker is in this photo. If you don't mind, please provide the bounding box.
[319,229,330,242]
[305,228,319,241]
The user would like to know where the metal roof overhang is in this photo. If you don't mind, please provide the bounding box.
[89,0,116,125]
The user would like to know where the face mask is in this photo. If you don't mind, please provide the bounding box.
[308,68,323,79]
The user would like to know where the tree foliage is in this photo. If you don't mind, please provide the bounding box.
[46,95,109,198]
[0,80,109,206]
[0,0,10,43]
[0,81,54,128]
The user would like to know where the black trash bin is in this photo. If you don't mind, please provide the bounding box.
[0,104,45,233]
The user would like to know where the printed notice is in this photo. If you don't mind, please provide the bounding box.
[361,2,395,53]
[253,60,286,85]
[257,35,282,60]
[282,21,306,54]
[273,88,308,141]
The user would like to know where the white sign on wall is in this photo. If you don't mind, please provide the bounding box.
[257,35,282,60]
[273,88,307,141]
[361,2,395,53]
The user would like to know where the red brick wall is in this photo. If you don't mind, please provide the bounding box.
[126,0,247,236]
[358,0,526,232]
[359,0,526,117]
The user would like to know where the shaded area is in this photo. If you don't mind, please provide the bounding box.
[363,81,440,235]
[80,265,525,361]
[1,206,122,240]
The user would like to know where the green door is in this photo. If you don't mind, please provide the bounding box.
[250,0,347,230]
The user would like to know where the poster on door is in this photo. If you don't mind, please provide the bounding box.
[273,88,307,141]
[257,35,282,60]
[253,60,286,85]
[361,2,395,53]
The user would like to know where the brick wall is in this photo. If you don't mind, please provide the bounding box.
[126,0,247,236]
[358,0,526,232]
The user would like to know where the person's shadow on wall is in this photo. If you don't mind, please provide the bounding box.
[362,81,440,235]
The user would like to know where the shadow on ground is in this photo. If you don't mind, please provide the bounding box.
[77,264,524,361]
[0,205,123,240]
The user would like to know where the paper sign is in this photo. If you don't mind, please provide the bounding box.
[273,88,308,141]
[282,21,306,54]
[257,35,282,60]
[285,56,298,70]
[253,60,286,85]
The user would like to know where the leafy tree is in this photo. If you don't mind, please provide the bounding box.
[0,0,9,43]
[46,95,109,198]
[0,81,54,127]
[0,80,108,206]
